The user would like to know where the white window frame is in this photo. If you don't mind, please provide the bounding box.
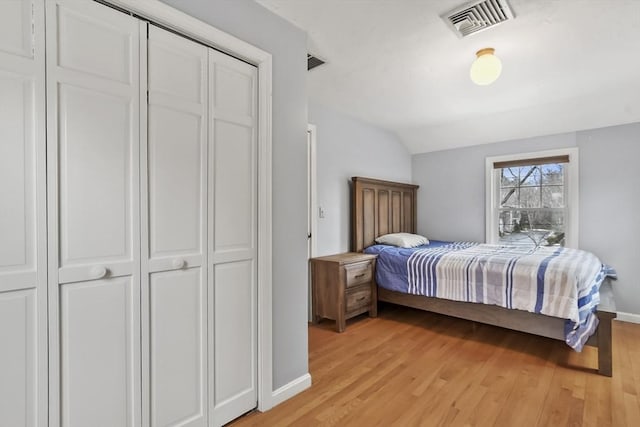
[485,147,579,248]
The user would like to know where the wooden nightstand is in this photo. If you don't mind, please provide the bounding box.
[310,252,377,332]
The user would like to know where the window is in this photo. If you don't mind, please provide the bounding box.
[485,148,579,248]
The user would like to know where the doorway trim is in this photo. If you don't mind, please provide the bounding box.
[307,124,318,321]
[103,0,275,411]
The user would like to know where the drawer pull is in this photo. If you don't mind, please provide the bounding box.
[354,274,365,279]
[357,296,366,301]
[90,266,108,279]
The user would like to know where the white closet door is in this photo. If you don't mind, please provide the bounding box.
[46,1,141,426]
[208,50,258,427]
[0,1,46,426]
[142,24,208,427]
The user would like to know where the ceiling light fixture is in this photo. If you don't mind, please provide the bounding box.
[470,48,502,85]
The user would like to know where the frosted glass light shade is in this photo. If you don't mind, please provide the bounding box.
[470,48,502,86]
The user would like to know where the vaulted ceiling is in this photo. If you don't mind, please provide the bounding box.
[255,0,640,153]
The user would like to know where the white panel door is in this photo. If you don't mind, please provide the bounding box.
[46,1,141,426]
[208,49,258,427]
[0,1,47,426]
[142,24,208,427]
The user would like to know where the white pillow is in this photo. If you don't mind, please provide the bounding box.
[375,233,429,248]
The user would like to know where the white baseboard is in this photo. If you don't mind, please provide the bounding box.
[268,373,312,409]
[615,311,640,324]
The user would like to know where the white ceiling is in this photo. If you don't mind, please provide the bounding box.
[254,0,640,154]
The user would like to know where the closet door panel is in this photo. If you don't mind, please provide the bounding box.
[0,75,34,276]
[212,121,254,255]
[46,1,141,426]
[213,66,253,118]
[212,261,254,402]
[149,269,205,427]
[0,0,33,58]
[209,50,258,426]
[60,278,136,427]
[148,105,203,259]
[143,25,208,427]
[56,3,133,84]
[0,289,37,427]
[58,85,133,273]
[0,1,46,426]
[148,41,202,104]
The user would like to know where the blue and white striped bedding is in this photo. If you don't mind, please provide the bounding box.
[364,241,614,351]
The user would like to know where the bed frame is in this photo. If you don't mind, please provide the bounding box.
[351,176,616,376]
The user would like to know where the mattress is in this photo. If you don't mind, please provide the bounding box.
[364,240,614,351]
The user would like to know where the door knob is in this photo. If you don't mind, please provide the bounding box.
[90,266,108,279]
[172,258,186,269]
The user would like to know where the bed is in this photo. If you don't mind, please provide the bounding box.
[351,176,617,376]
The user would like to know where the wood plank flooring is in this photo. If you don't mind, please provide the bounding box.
[230,304,640,426]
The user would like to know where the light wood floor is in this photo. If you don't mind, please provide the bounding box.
[231,304,640,426]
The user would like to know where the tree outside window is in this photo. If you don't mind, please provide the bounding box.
[497,162,567,247]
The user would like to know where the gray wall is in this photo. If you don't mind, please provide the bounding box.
[159,0,309,389]
[309,102,412,256]
[412,122,640,315]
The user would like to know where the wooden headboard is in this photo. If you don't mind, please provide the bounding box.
[351,177,419,252]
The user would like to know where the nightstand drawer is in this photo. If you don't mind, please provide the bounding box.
[346,284,371,312]
[345,261,373,288]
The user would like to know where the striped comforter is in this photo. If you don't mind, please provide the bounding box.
[406,242,611,351]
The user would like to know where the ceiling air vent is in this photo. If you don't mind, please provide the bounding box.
[307,53,325,71]
[442,0,515,38]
